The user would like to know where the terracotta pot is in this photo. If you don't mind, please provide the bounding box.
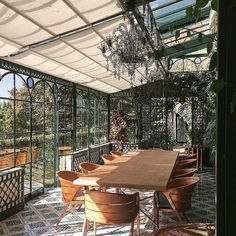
[0,153,14,169]
[16,150,27,165]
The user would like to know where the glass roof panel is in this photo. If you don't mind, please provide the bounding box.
[161,18,210,40]
[155,9,187,27]
[149,0,174,9]
[158,7,210,33]
[153,0,195,19]
[149,0,211,33]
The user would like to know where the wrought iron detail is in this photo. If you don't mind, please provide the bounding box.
[72,150,88,172]
[0,167,24,220]
[72,143,111,171]
[192,96,206,145]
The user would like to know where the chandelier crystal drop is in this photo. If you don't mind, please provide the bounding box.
[98,21,155,83]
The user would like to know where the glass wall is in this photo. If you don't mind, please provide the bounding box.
[76,90,89,150]
[89,93,108,145]
[0,64,109,198]
[169,56,210,72]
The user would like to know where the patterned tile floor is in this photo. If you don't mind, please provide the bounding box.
[0,168,215,236]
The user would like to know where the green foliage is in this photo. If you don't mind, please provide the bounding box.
[230,0,236,8]
[186,6,194,19]
[0,133,54,148]
[196,0,209,9]
[187,29,191,37]
[198,32,203,43]
[0,101,8,132]
[175,30,180,41]
[186,0,213,20]
[185,129,192,145]
[209,52,217,71]
[211,0,217,11]
[203,92,216,163]
[207,42,213,54]
[230,92,236,113]
[204,119,216,163]
[210,79,227,93]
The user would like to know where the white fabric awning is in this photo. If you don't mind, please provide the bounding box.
[0,0,146,93]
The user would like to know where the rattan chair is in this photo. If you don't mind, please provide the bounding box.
[101,154,118,164]
[79,162,107,191]
[155,177,200,225]
[110,150,124,157]
[150,223,215,236]
[172,168,197,178]
[82,190,140,236]
[175,158,197,169]
[177,153,197,160]
[79,162,101,174]
[56,171,84,225]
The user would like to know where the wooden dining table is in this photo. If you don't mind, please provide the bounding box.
[73,148,179,230]
[74,149,178,191]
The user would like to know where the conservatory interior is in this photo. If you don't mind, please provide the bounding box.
[0,0,224,235]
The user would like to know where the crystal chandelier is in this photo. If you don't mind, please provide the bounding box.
[98,21,155,83]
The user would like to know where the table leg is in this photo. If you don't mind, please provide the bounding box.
[196,147,199,170]
[200,147,203,171]
[153,191,159,231]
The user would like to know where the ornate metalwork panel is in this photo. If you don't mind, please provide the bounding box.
[72,150,88,172]
[140,97,167,147]
[192,96,206,145]
[0,167,24,220]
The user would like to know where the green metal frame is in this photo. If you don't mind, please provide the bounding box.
[0,59,109,201]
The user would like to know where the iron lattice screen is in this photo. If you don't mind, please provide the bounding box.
[90,147,102,164]
[140,98,167,148]
[112,143,139,152]
[72,150,88,172]
[72,143,111,171]
[192,97,206,145]
[0,167,24,220]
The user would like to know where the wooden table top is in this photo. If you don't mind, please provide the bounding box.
[74,149,178,191]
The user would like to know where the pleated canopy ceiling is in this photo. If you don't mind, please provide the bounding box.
[0,0,212,93]
[0,0,150,93]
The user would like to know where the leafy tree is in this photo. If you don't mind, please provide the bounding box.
[0,101,8,132]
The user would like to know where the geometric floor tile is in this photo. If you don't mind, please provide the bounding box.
[0,167,216,235]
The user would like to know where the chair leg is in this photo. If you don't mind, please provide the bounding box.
[175,211,186,224]
[93,222,96,236]
[136,214,140,236]
[86,219,90,231]
[72,202,81,212]
[115,188,120,193]
[153,191,158,231]
[180,212,189,223]
[82,219,87,236]
[130,220,134,236]
[56,203,70,225]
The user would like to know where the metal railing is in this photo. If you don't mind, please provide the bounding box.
[72,143,112,172]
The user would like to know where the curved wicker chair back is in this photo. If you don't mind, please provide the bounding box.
[176,158,197,169]
[82,190,140,235]
[152,223,215,236]
[110,151,124,157]
[166,177,200,211]
[178,153,197,160]
[158,177,200,223]
[173,168,197,178]
[101,154,118,164]
[79,162,101,174]
[57,171,84,225]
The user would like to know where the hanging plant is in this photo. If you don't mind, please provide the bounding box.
[110,111,129,151]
